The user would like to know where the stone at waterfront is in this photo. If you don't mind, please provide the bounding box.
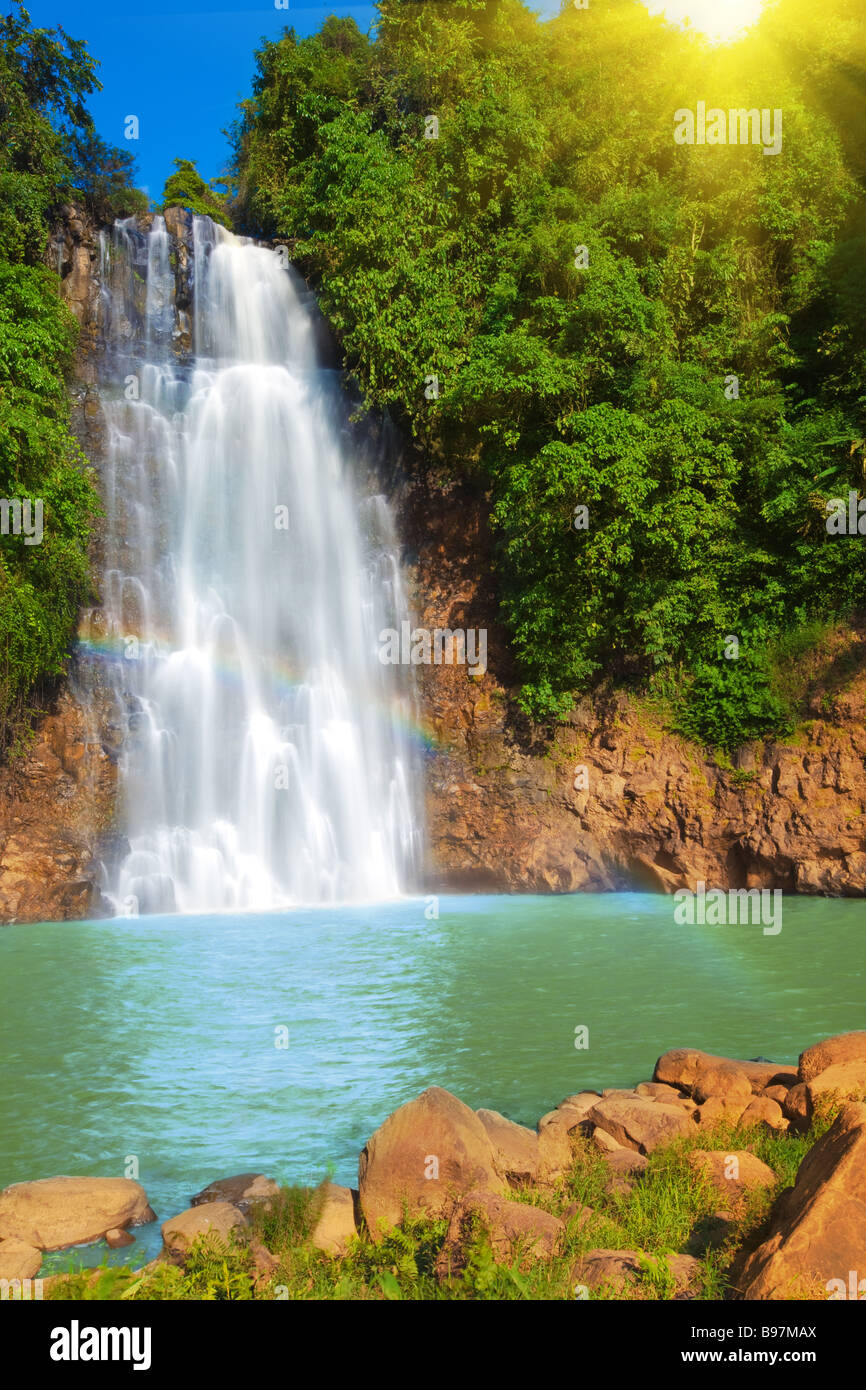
[0,1176,155,1251]
[358,1087,505,1239]
[798,1032,866,1083]
[190,1174,280,1214]
[477,1109,540,1184]
[0,1238,42,1280]
[161,1201,249,1259]
[105,1228,135,1249]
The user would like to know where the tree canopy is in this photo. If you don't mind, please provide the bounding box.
[232,0,866,744]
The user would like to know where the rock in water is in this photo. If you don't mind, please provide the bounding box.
[0,1176,155,1251]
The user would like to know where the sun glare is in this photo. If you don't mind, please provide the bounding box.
[641,0,766,46]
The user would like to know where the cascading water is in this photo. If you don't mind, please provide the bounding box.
[78,214,422,913]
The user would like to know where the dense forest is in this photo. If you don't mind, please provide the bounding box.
[0,3,144,751]
[232,0,866,746]
[2,0,866,755]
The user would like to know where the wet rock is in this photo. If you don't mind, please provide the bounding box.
[190,1174,280,1214]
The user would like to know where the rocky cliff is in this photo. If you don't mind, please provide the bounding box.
[402,479,866,897]
[1,208,865,923]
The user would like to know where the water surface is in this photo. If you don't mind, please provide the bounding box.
[1,892,863,1270]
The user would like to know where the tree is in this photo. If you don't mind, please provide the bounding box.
[161,159,231,227]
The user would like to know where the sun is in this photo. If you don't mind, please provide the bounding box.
[641,0,766,46]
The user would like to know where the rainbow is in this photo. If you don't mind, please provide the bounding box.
[74,630,442,754]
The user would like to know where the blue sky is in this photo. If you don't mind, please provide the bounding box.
[17,1,563,201]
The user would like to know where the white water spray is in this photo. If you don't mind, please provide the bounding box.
[80,215,421,913]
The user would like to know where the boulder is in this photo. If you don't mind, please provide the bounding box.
[654,1048,796,1095]
[572,1248,698,1297]
[695,1096,748,1127]
[161,1201,248,1259]
[635,1081,687,1101]
[0,1239,42,1280]
[358,1087,505,1239]
[435,1191,563,1280]
[805,1061,866,1110]
[588,1095,695,1153]
[693,1064,752,1105]
[592,1127,623,1154]
[783,1083,812,1129]
[762,1084,793,1104]
[572,1248,644,1294]
[686,1150,777,1207]
[603,1149,649,1178]
[477,1109,539,1184]
[250,1239,280,1288]
[557,1092,602,1115]
[739,1103,866,1300]
[798,1032,866,1083]
[740,1096,786,1130]
[0,1176,155,1251]
[310,1184,357,1257]
[105,1228,135,1249]
[562,1202,596,1232]
[536,1110,580,1181]
[189,1174,280,1214]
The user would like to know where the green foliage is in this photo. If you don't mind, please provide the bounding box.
[0,3,104,753]
[233,0,866,742]
[674,653,795,752]
[162,159,231,228]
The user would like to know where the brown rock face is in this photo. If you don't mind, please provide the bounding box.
[190,1174,280,1214]
[358,1087,505,1239]
[798,1032,866,1083]
[476,1109,540,1185]
[0,1176,154,1251]
[806,1061,866,1110]
[588,1095,696,1153]
[161,1201,249,1258]
[654,1049,796,1095]
[692,1064,753,1105]
[310,1184,358,1257]
[402,476,866,896]
[0,690,116,923]
[686,1150,778,1208]
[572,1248,699,1297]
[0,1239,42,1280]
[740,1096,787,1130]
[738,1103,866,1299]
[435,1191,563,1280]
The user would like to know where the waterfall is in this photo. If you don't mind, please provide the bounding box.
[78,213,422,914]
